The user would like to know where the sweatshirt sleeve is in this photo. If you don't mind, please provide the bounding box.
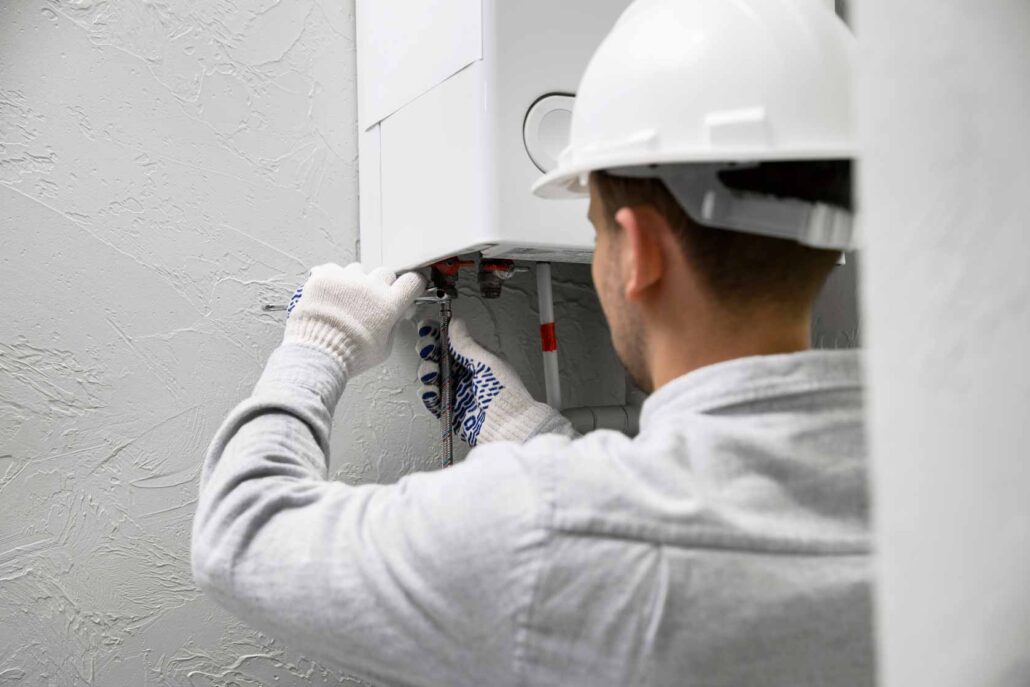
[191,342,548,687]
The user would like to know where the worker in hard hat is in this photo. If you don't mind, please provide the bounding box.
[192,0,873,685]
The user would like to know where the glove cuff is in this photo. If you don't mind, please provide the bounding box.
[283,317,360,377]
[480,392,565,444]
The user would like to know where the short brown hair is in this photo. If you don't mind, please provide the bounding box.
[592,161,850,310]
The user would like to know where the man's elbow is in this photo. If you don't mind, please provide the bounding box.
[190,475,259,598]
[190,514,230,598]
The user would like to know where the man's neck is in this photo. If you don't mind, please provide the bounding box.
[648,308,812,391]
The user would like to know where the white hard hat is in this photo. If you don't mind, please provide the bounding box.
[532,0,858,250]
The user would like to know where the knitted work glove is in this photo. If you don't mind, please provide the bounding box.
[415,317,575,446]
[284,262,426,379]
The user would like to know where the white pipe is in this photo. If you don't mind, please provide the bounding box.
[562,405,642,436]
[536,262,561,409]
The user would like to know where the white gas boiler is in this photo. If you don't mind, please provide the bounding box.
[356,0,634,270]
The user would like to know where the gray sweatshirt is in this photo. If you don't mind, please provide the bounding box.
[192,342,874,687]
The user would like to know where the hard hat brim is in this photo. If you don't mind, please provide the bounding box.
[531,167,591,199]
[532,146,858,200]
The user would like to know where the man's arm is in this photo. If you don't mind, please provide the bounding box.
[191,341,549,686]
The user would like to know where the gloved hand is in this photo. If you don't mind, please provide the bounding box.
[415,317,575,446]
[284,262,426,378]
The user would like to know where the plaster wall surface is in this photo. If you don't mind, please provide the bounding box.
[0,1,857,685]
[0,2,627,683]
[856,2,1030,685]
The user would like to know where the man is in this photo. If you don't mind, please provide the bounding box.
[192,0,873,685]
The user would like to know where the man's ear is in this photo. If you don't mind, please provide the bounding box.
[614,205,667,302]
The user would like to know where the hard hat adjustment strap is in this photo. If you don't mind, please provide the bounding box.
[607,164,857,251]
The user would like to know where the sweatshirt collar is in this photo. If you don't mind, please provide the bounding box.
[640,349,863,430]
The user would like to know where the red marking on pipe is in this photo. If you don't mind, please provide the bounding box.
[540,322,557,352]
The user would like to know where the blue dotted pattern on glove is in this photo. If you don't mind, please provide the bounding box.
[450,344,504,447]
[421,388,442,416]
[286,286,304,318]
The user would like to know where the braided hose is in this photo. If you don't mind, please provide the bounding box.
[438,297,454,467]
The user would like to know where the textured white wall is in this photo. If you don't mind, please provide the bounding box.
[0,2,624,684]
[856,2,1030,685]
